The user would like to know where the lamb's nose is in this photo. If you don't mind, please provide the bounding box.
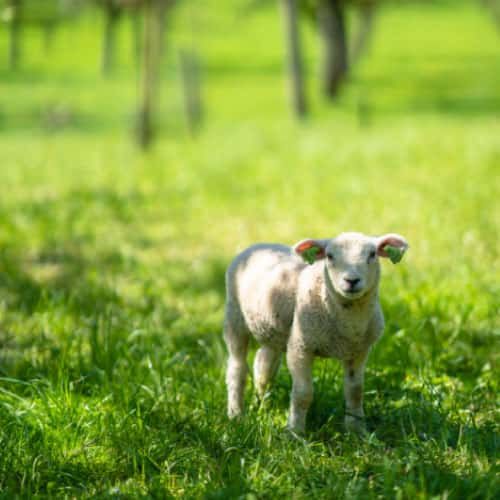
[344,277,361,288]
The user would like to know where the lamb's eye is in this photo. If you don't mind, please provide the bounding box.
[367,250,376,262]
[326,253,334,262]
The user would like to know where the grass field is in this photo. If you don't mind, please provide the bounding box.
[0,0,499,498]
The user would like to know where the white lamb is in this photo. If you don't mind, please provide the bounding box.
[223,232,409,433]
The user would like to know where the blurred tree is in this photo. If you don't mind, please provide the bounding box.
[96,0,123,75]
[93,0,144,75]
[302,0,377,99]
[3,0,23,70]
[281,0,308,117]
[136,0,173,149]
[249,0,378,112]
[317,0,348,98]
[1,0,75,70]
[91,0,178,147]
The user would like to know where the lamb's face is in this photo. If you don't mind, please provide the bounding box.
[293,231,408,302]
[324,233,380,300]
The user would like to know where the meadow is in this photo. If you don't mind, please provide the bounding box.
[0,0,499,498]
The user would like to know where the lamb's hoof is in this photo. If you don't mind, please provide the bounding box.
[344,415,367,436]
[227,407,244,420]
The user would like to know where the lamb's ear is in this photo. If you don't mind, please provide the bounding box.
[376,234,409,263]
[293,239,327,263]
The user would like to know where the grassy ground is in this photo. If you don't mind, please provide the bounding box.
[0,1,499,498]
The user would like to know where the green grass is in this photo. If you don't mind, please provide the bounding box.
[0,0,499,498]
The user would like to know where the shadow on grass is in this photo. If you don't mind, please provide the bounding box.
[0,185,227,315]
[164,256,227,300]
[307,365,497,463]
[0,215,229,383]
[365,369,498,457]
[0,247,122,316]
[0,245,135,383]
[305,378,497,498]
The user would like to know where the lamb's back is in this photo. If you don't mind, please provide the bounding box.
[226,244,305,348]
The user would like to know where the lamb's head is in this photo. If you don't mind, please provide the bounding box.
[294,232,409,301]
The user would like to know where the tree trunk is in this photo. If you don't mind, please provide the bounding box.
[280,0,308,118]
[318,0,348,99]
[102,3,121,76]
[136,0,166,149]
[9,0,22,71]
[350,2,376,64]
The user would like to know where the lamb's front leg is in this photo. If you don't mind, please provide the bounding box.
[286,349,313,434]
[343,351,369,434]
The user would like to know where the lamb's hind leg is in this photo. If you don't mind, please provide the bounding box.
[223,316,249,418]
[253,346,282,398]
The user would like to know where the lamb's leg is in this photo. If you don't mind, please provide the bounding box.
[224,320,249,418]
[286,350,313,434]
[253,346,282,398]
[343,351,369,433]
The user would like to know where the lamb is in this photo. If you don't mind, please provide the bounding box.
[223,232,409,433]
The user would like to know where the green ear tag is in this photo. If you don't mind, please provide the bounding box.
[384,245,404,264]
[302,246,320,265]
